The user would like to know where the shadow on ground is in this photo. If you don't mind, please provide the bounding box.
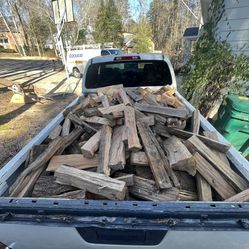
[0,103,34,126]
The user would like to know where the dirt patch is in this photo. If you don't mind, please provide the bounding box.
[0,91,76,168]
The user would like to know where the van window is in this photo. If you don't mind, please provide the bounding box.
[85,60,172,89]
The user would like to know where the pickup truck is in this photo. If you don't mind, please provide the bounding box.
[0,54,249,249]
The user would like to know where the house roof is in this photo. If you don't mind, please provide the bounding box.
[183,27,199,39]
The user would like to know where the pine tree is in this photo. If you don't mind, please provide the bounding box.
[94,0,123,46]
[131,15,153,53]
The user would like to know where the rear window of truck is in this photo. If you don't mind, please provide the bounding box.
[85,60,172,89]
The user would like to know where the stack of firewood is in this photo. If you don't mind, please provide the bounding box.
[9,85,249,202]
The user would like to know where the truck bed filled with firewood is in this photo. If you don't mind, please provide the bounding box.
[7,84,249,202]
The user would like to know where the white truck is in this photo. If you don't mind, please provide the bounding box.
[0,54,249,249]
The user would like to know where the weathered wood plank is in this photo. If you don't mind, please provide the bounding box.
[68,113,97,133]
[109,126,126,170]
[166,127,231,153]
[191,109,200,134]
[203,131,231,167]
[11,145,48,197]
[80,130,101,158]
[196,173,213,201]
[55,165,127,200]
[97,125,112,176]
[10,137,65,197]
[61,117,71,137]
[46,154,98,172]
[124,106,142,151]
[138,115,155,126]
[118,88,132,105]
[80,116,115,127]
[148,129,180,187]
[143,93,159,106]
[130,151,149,166]
[98,104,125,115]
[163,136,196,176]
[134,103,188,119]
[179,190,198,201]
[97,84,123,96]
[194,152,236,199]
[125,89,143,102]
[129,176,179,201]
[48,125,62,140]
[189,135,248,192]
[226,189,249,202]
[137,122,172,189]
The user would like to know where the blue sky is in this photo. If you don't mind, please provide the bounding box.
[128,0,152,20]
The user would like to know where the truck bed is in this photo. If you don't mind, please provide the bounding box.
[0,88,249,249]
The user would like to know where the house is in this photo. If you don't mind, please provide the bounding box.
[200,0,249,56]
[0,18,23,51]
[183,27,199,63]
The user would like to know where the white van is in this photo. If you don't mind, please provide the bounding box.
[67,47,122,78]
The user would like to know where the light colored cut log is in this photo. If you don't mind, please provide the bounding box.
[61,117,71,137]
[109,126,126,170]
[80,116,115,127]
[166,127,231,153]
[48,125,62,140]
[118,88,132,105]
[226,189,249,202]
[55,165,127,200]
[196,173,212,201]
[80,130,101,158]
[97,125,112,176]
[124,106,142,151]
[129,176,179,201]
[137,122,172,189]
[189,135,248,192]
[98,104,125,115]
[194,152,236,199]
[163,136,196,176]
[125,89,143,101]
[191,109,200,134]
[203,131,231,168]
[130,151,149,166]
[46,154,98,172]
[134,103,188,119]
